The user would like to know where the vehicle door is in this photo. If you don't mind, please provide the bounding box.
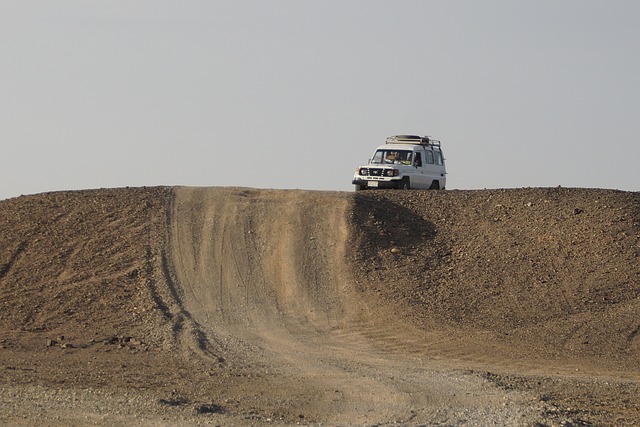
[422,149,440,188]
[432,150,446,188]
[410,150,429,189]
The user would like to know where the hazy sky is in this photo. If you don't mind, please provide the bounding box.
[2,1,639,200]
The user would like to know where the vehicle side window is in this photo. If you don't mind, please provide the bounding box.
[426,151,434,164]
[434,151,442,166]
[414,152,422,167]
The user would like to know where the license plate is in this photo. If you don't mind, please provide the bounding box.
[368,181,379,187]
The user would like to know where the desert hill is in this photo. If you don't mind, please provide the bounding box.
[0,186,638,425]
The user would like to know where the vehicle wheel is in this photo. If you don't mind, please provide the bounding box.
[399,178,410,190]
[429,180,440,190]
[354,185,365,191]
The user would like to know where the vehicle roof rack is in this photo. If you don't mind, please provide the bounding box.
[385,135,441,148]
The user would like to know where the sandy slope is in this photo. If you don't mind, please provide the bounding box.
[0,186,638,425]
[167,187,539,425]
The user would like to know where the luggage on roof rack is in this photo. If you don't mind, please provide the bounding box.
[385,135,441,148]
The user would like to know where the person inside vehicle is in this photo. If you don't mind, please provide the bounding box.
[399,151,412,165]
[384,151,398,163]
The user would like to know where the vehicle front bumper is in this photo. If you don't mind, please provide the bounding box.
[352,178,403,189]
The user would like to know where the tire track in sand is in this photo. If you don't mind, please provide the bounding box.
[167,187,541,425]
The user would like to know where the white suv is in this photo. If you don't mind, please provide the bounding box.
[352,135,446,190]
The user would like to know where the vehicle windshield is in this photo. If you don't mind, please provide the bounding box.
[371,149,413,165]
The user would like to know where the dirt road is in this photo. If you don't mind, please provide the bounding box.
[0,186,638,425]
[168,187,539,425]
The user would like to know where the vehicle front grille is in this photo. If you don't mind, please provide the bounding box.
[359,168,383,176]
